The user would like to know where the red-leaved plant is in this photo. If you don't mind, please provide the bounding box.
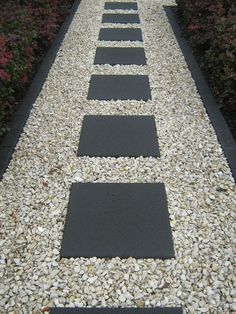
[0,0,73,137]
[176,0,236,111]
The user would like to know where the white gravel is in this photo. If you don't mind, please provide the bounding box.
[1,0,236,313]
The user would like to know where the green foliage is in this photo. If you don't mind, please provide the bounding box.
[0,0,73,138]
[176,0,236,111]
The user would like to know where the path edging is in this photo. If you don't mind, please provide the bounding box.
[164,6,236,182]
[0,0,81,180]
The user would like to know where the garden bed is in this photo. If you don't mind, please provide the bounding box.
[174,0,236,141]
[0,0,74,142]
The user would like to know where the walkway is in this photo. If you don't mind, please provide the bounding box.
[1,0,235,313]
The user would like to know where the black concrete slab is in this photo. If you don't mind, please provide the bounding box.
[60,183,175,259]
[87,75,151,100]
[99,28,143,41]
[94,47,146,65]
[77,115,160,157]
[102,14,140,24]
[50,308,183,314]
[104,2,138,10]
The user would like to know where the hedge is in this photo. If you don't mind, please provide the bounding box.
[176,0,236,112]
[0,0,73,137]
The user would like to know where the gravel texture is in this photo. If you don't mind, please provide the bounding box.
[1,0,236,313]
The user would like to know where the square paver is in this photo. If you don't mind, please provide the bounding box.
[99,28,143,41]
[50,308,183,314]
[60,183,175,259]
[102,14,140,24]
[87,75,151,100]
[77,115,160,157]
[94,47,146,65]
[104,2,138,10]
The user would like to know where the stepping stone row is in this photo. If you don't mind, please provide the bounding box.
[62,0,175,260]
[89,4,150,101]
[54,2,182,313]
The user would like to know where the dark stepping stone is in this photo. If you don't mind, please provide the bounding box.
[99,28,143,41]
[87,75,151,100]
[104,2,138,10]
[50,308,183,314]
[94,47,146,65]
[102,14,140,24]
[60,183,175,259]
[77,115,160,157]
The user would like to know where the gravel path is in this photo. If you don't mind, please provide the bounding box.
[1,0,235,313]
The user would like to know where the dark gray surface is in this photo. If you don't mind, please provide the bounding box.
[0,147,13,175]
[87,75,151,100]
[99,28,143,41]
[77,115,160,157]
[60,183,175,259]
[50,308,183,314]
[102,14,140,24]
[104,2,138,10]
[0,0,81,180]
[164,6,236,181]
[94,47,146,65]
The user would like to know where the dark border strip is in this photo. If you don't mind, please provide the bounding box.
[164,6,236,181]
[0,0,81,180]
[49,308,183,314]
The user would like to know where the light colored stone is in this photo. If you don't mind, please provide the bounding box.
[0,0,235,312]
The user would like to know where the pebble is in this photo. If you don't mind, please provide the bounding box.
[1,0,235,312]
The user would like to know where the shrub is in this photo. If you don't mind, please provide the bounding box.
[176,0,236,112]
[0,0,73,138]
